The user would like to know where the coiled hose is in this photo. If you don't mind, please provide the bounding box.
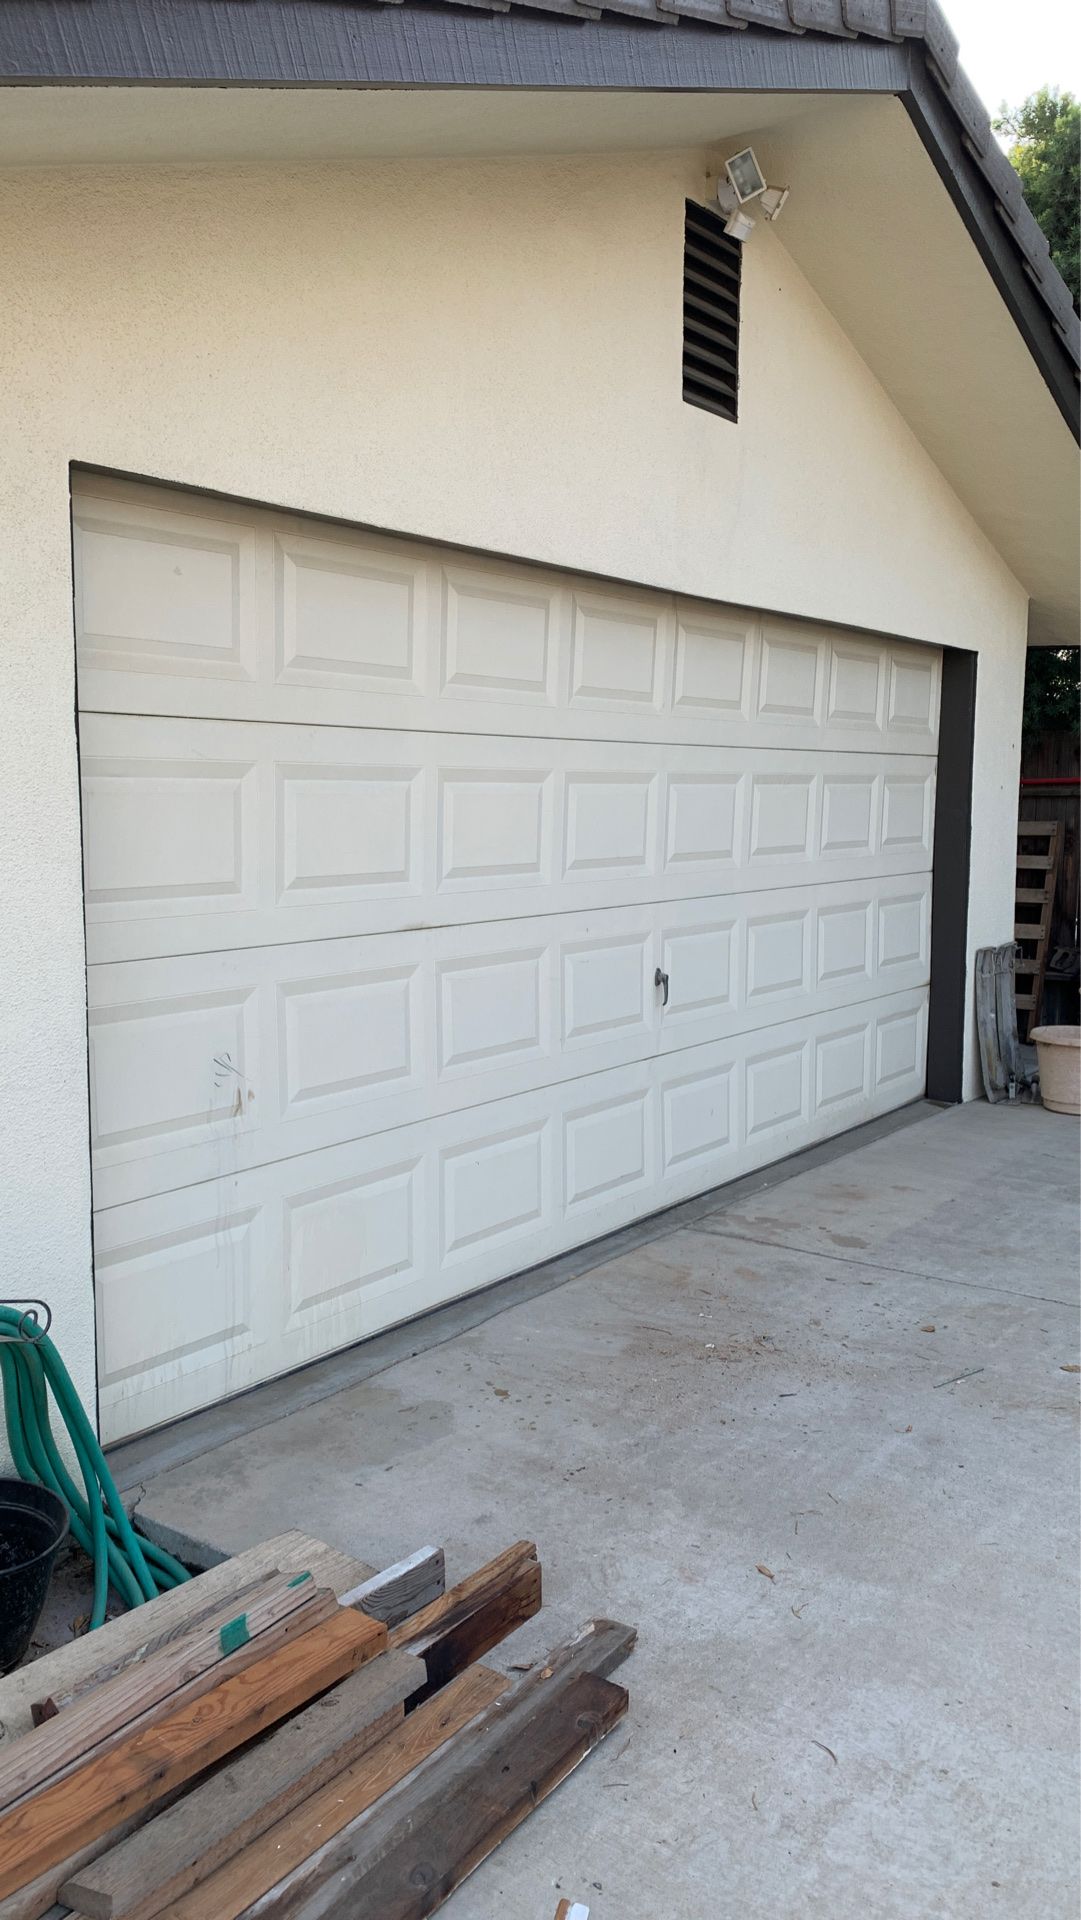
[0,1305,190,1628]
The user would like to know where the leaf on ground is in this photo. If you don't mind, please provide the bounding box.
[1061,1364,1080,1374]
[756,1564,775,1581]
[492,1387,510,1398]
[920,1325,936,1333]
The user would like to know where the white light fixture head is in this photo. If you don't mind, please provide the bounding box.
[724,147,767,205]
[723,208,756,243]
[759,184,790,223]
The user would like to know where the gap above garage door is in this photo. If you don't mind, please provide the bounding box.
[74,475,940,1442]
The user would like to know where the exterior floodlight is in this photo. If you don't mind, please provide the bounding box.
[712,153,789,243]
[724,147,767,205]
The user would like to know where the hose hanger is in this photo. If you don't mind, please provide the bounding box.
[0,1299,53,1345]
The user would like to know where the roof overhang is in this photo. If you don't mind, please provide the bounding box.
[1,0,1077,641]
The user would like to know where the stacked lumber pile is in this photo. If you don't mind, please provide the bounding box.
[0,1531,633,1920]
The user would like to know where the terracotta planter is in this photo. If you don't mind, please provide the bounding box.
[1030,1025,1081,1116]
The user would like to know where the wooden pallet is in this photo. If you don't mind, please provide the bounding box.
[1015,820,1062,1036]
[0,1534,632,1920]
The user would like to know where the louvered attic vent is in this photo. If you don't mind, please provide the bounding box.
[683,199,742,424]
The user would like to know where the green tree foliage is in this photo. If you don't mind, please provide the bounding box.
[1022,648,1080,752]
[994,88,1080,308]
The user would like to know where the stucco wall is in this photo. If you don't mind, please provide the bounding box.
[0,147,1027,1429]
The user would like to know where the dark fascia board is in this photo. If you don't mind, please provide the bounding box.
[0,2,1076,438]
[902,47,1080,442]
[0,2,909,90]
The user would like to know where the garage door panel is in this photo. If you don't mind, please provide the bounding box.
[276,526,428,692]
[568,587,668,712]
[441,560,561,705]
[81,757,257,910]
[93,987,927,1442]
[756,625,827,727]
[94,1204,265,1418]
[75,482,939,760]
[88,873,931,1209]
[73,492,259,683]
[81,715,935,963]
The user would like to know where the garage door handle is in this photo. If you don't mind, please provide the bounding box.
[654,966,670,1008]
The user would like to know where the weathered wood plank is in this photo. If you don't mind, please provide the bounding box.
[1,1794,187,1920]
[336,1547,445,1628]
[243,1668,628,1919]
[0,1608,386,1901]
[167,1663,510,1920]
[32,1573,281,1722]
[531,1616,638,1685]
[61,1649,424,1920]
[0,1532,375,1750]
[385,1541,541,1699]
[1,1575,328,1812]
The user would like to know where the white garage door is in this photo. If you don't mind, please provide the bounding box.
[75,477,940,1442]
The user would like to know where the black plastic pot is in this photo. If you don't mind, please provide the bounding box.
[0,1479,70,1672]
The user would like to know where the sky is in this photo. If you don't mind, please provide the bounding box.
[941,0,1080,118]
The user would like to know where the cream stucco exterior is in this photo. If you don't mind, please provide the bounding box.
[0,143,1030,1426]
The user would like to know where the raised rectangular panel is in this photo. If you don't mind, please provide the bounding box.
[95,1210,256,1389]
[747,912,808,1000]
[564,776,654,875]
[672,613,750,713]
[563,936,647,1042]
[827,644,882,725]
[664,777,740,868]
[757,628,821,720]
[817,901,872,984]
[881,774,932,850]
[662,922,734,1017]
[441,1123,546,1259]
[90,991,251,1151]
[879,893,927,970]
[815,1025,870,1110]
[749,777,812,860]
[888,653,936,732]
[279,767,416,894]
[440,773,548,883]
[439,950,544,1070]
[83,763,248,904]
[277,534,421,685]
[570,595,661,706]
[282,967,415,1107]
[877,1006,922,1085]
[285,1163,416,1315]
[821,777,876,855]
[443,570,553,698]
[746,1042,806,1138]
[74,505,255,677]
[662,1066,732,1170]
[565,1093,647,1207]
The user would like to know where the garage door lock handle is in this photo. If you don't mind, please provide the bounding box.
[654,966,670,1008]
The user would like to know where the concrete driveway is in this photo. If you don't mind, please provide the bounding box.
[131,1100,1080,1920]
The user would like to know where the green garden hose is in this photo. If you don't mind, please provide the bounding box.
[0,1305,190,1628]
